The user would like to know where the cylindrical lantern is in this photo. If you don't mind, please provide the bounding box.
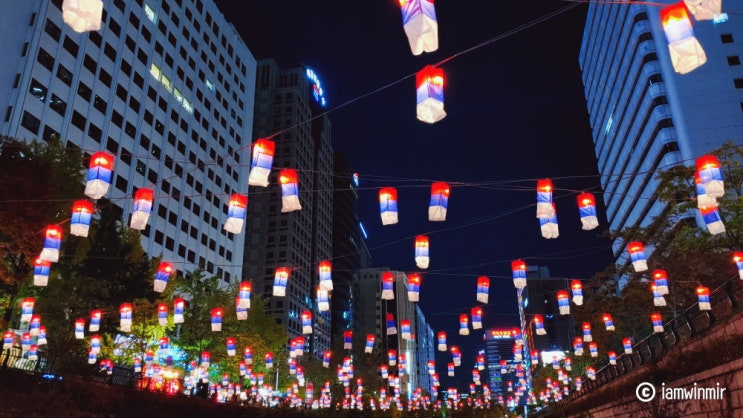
[28,315,41,337]
[157,303,168,327]
[400,0,439,56]
[40,225,62,263]
[700,205,726,235]
[447,362,455,377]
[573,337,583,356]
[301,311,313,334]
[582,322,593,342]
[533,314,546,335]
[273,267,289,297]
[458,314,469,336]
[226,337,236,357]
[381,271,395,300]
[153,262,173,293]
[224,193,248,234]
[279,169,302,212]
[173,298,185,324]
[696,154,724,197]
[248,138,275,187]
[89,309,102,332]
[388,349,397,366]
[627,241,648,272]
[201,351,211,368]
[476,276,490,304]
[661,2,707,75]
[20,298,35,323]
[235,297,248,321]
[84,151,115,199]
[90,334,101,354]
[557,291,570,315]
[379,187,399,225]
[571,279,583,306]
[429,181,450,221]
[512,260,527,289]
[322,350,331,368]
[130,188,154,230]
[415,65,446,123]
[244,347,253,365]
[317,286,330,312]
[37,326,47,346]
[211,307,223,332]
[318,260,333,291]
[33,257,51,286]
[414,235,430,269]
[265,352,274,369]
[651,312,664,333]
[401,319,412,340]
[386,313,397,335]
[406,273,421,302]
[536,179,554,219]
[577,192,599,230]
[365,334,375,354]
[237,281,251,309]
[343,330,353,350]
[75,318,85,339]
[437,331,447,351]
[696,286,711,311]
[608,351,617,365]
[471,307,483,330]
[70,200,94,237]
[623,337,633,354]
[653,269,669,295]
[119,303,132,332]
[602,313,615,331]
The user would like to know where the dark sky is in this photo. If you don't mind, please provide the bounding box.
[215,0,614,388]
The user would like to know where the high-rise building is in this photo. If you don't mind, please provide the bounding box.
[414,304,435,395]
[579,4,743,262]
[331,152,371,343]
[0,0,255,283]
[482,328,517,399]
[244,59,333,357]
[522,266,573,353]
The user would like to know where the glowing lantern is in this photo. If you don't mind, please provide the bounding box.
[159,336,169,353]
[89,309,102,332]
[404,273,421,303]
[37,326,47,346]
[317,287,330,312]
[512,260,527,289]
[343,330,353,350]
[734,252,743,279]
[74,318,85,339]
[173,298,185,324]
[299,311,312,335]
[573,337,583,356]
[201,351,211,368]
[19,332,31,354]
[588,342,598,358]
[533,314,546,335]
[565,357,572,372]
[447,362,455,377]
[530,350,539,363]
[608,351,617,365]
[388,349,397,366]
[653,269,669,295]
[696,286,711,311]
[235,281,251,310]
[40,225,62,263]
[582,323,593,342]
[84,151,114,199]
[557,291,570,315]
[623,337,633,354]
[235,297,248,321]
[586,366,596,381]
[540,204,559,239]
[471,307,483,330]
[120,303,132,332]
[627,241,648,272]
[567,279,583,306]
[322,350,331,368]
[602,313,615,331]
[156,303,167,327]
[62,0,103,32]
[458,314,469,336]
[144,350,154,365]
[33,257,51,286]
[513,344,523,362]
[472,369,480,384]
[70,200,94,237]
[476,355,485,371]
[451,346,462,366]
[264,352,274,369]
[223,193,248,234]
[700,205,726,235]
[386,313,397,335]
[652,283,667,307]
[241,347,253,366]
[318,260,333,291]
[476,276,490,304]
[429,181,450,221]
[416,65,446,124]
[577,192,599,230]
[211,308,223,332]
[696,154,724,198]
[29,315,41,336]
[437,331,447,351]
[127,188,154,230]
[381,271,395,300]
[399,0,438,55]
[379,187,399,225]
[90,334,101,354]
[694,172,717,209]
[575,377,583,390]
[153,262,173,293]
[414,235,430,269]
[20,298,35,323]
[552,356,560,370]
[661,2,706,74]
[365,334,375,353]
[273,267,289,297]
[226,337,236,357]
[536,179,555,219]
[401,319,412,340]
[87,348,97,365]
[651,312,664,333]
[279,169,302,212]
[248,138,275,187]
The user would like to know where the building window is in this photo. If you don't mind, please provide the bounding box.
[735,78,743,89]
[77,82,92,101]
[728,56,740,66]
[71,111,86,131]
[49,94,66,116]
[721,34,734,44]
[88,123,102,142]
[37,48,54,71]
[21,111,40,135]
[44,19,61,41]
[29,79,47,102]
[56,64,73,85]
[62,36,79,57]
[115,175,128,192]
[93,95,107,114]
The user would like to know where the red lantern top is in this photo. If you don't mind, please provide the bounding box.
[415,235,429,248]
[157,303,167,314]
[734,252,743,263]
[379,187,398,202]
[696,286,710,296]
[72,200,94,214]
[408,273,421,284]
[536,179,553,193]
[511,260,526,272]
[459,314,469,324]
[119,303,132,314]
[557,290,569,301]
[279,169,299,184]
[602,313,613,322]
[653,269,668,280]
[570,280,582,291]
[301,311,312,321]
[158,262,173,275]
[431,181,450,196]
[582,322,591,332]
[211,308,223,318]
[533,315,543,325]
[382,272,394,285]
[577,192,595,208]
[239,281,251,292]
[319,260,332,274]
[416,65,444,89]
[253,138,275,156]
[46,225,62,239]
[89,151,115,170]
[628,241,645,254]
[134,188,154,202]
[650,312,662,321]
[229,193,247,208]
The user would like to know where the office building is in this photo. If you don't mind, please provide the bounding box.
[243,59,333,357]
[482,328,518,399]
[522,266,573,354]
[0,0,255,283]
[579,4,743,262]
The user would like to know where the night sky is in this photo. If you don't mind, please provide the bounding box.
[215,0,614,387]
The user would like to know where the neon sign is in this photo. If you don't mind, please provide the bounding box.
[305,68,327,107]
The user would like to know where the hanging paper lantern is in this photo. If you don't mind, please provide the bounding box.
[429,181,450,221]
[84,151,115,199]
[319,350,330,368]
[472,369,480,385]
[379,187,399,226]
[89,309,102,332]
[33,257,51,287]
[248,138,275,187]
[19,332,31,355]
[471,307,483,330]
[734,252,743,279]
[386,313,397,335]
[62,0,103,32]
[143,350,154,365]
[156,303,168,327]
[343,330,353,350]
[694,171,717,209]
[159,336,169,354]
[20,298,35,324]
[211,308,223,332]
[273,267,290,297]
[388,349,397,366]
[564,357,572,372]
[432,373,440,388]
[608,351,617,365]
[129,188,154,230]
[557,291,570,315]
[575,377,583,391]
[235,297,248,321]
[120,303,132,332]
[476,276,490,304]
[264,352,274,369]
[399,0,439,55]
[70,200,94,237]
[447,362,455,377]
[235,281,251,310]
[223,193,248,234]
[401,319,412,340]
[588,342,598,358]
[381,271,395,300]
[513,344,523,362]
[242,347,253,366]
[569,279,584,306]
[476,355,485,371]
[623,337,633,354]
[40,225,62,263]
[451,346,462,367]
[317,287,330,312]
[74,318,85,339]
[365,334,375,354]
[437,331,447,351]
[458,314,469,336]
[627,241,648,272]
[406,273,421,302]
[576,192,599,230]
[225,337,236,357]
[700,205,726,235]
[87,348,97,364]
[653,269,669,295]
[651,312,664,333]
[530,350,539,364]
[132,357,142,373]
[661,2,707,74]
[511,260,527,289]
[37,326,47,346]
[582,322,593,343]
[201,351,211,368]
[540,204,560,239]
[29,315,41,337]
[551,356,560,370]
[415,65,446,124]
[602,313,615,331]
[318,260,333,291]
[536,179,555,219]
[414,235,430,269]
[89,334,101,354]
[300,311,312,335]
[173,298,185,324]
[695,154,724,199]
[652,283,667,307]
[586,366,596,381]
[573,337,583,356]
[696,286,711,311]
[153,262,173,293]
[533,314,546,335]
[279,169,302,212]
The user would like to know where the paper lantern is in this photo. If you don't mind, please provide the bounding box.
[652,284,667,307]
[20,298,35,324]
[299,311,312,335]
[582,322,593,342]
[401,319,412,340]
[322,350,331,368]
[33,257,51,286]
[159,336,169,353]
[343,330,353,350]
[37,326,47,346]
[211,307,223,332]
[602,313,615,331]
[225,337,236,357]
[533,314,546,335]
[40,225,62,263]
[458,314,469,336]
[696,286,711,311]
[273,267,289,297]
[552,356,560,370]
[385,313,397,335]
[261,352,273,369]
[476,276,490,304]
[608,351,617,365]
[84,151,114,199]
[573,337,583,356]
[153,262,173,293]
[231,281,251,310]
[233,296,247,321]
[437,331,447,351]
[62,0,103,32]
[128,188,154,230]
[536,179,555,219]
[734,252,743,279]
[471,307,483,330]
[87,348,97,364]
[29,315,41,337]
[318,260,333,291]
[70,200,94,237]
[530,350,539,364]
[700,205,726,235]
[90,334,101,354]
[279,169,302,212]
[661,2,706,74]
[653,269,669,295]
[74,318,85,339]
[447,362,455,377]
[365,334,375,353]
[223,193,248,234]
[406,273,421,302]
[201,351,211,368]
[476,355,485,371]
[89,309,102,332]
[248,138,275,187]
[564,357,572,372]
[317,286,330,312]
[512,260,527,289]
[381,271,395,300]
[586,366,596,381]
[623,337,633,355]
[416,65,446,124]
[696,154,724,198]
[575,377,583,390]
[414,235,430,269]
[240,347,252,366]
[557,291,570,315]
[379,187,399,225]
[472,369,480,384]
[385,349,396,367]
[19,332,31,354]
[400,0,438,55]
[576,192,598,230]
[513,343,523,362]
[540,204,560,239]
[429,181,450,221]
[143,350,154,365]
[651,312,664,333]
[694,171,717,209]
[154,303,167,327]
[571,279,583,306]
[432,373,440,388]
[120,303,132,332]
[627,241,648,272]
[173,298,185,324]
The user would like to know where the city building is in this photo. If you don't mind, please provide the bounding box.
[331,152,371,343]
[482,328,517,399]
[415,304,436,395]
[243,59,333,357]
[579,4,743,264]
[0,0,255,283]
[521,266,573,354]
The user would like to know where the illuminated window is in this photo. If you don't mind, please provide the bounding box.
[161,74,172,92]
[144,4,157,24]
[173,88,182,103]
[182,98,193,113]
[149,63,161,80]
